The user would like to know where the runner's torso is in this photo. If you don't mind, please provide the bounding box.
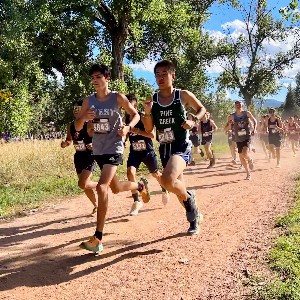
[201,120,212,139]
[88,92,123,155]
[233,111,250,142]
[125,112,154,152]
[151,89,189,144]
[70,121,92,153]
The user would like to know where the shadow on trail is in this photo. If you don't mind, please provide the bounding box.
[0,232,186,291]
[0,208,160,247]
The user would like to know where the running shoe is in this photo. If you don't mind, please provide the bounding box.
[129,201,143,216]
[187,212,204,235]
[189,160,196,166]
[231,159,238,165]
[184,190,198,222]
[245,173,251,180]
[79,236,103,253]
[276,164,281,168]
[139,178,150,203]
[200,149,205,157]
[249,159,254,170]
[161,191,170,206]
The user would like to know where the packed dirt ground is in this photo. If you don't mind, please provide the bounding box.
[0,147,299,300]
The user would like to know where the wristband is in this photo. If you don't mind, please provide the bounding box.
[144,113,152,118]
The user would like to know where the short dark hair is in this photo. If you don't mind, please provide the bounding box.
[154,60,175,74]
[126,94,137,102]
[73,99,83,106]
[89,64,110,78]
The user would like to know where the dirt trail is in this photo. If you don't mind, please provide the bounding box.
[0,147,299,300]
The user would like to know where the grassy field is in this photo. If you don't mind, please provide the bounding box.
[252,176,300,300]
[0,133,229,218]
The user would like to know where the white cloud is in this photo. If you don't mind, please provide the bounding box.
[128,59,156,73]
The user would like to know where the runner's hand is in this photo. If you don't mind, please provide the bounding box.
[143,99,153,114]
[86,143,93,151]
[118,125,130,136]
[81,108,95,121]
[131,127,140,134]
[60,140,70,148]
[182,120,195,130]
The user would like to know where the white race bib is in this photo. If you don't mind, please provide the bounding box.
[93,118,111,134]
[73,141,86,151]
[237,129,247,136]
[157,128,175,144]
[203,132,211,137]
[132,140,146,151]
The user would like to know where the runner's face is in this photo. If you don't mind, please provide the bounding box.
[90,71,109,90]
[155,67,174,89]
[269,110,275,116]
[235,101,242,110]
[73,106,81,117]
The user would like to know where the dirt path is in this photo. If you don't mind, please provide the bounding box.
[0,147,299,300]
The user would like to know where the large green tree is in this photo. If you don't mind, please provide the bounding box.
[282,84,299,118]
[216,0,300,108]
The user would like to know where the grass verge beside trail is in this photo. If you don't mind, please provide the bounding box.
[253,175,300,300]
[0,133,229,219]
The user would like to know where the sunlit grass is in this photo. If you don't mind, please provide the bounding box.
[252,176,300,299]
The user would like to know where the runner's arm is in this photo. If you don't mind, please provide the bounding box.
[181,90,206,121]
[210,120,218,132]
[74,97,94,131]
[61,124,72,148]
[247,111,257,133]
[117,93,140,135]
[142,96,154,133]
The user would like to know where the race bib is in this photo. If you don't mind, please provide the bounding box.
[93,118,111,134]
[132,140,146,151]
[290,130,296,134]
[271,129,277,134]
[228,136,232,140]
[203,132,211,137]
[73,141,86,151]
[157,128,175,144]
[237,129,247,136]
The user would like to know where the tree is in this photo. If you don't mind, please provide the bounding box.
[279,0,300,22]
[215,0,300,108]
[295,72,300,106]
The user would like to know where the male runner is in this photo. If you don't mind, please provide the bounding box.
[143,60,206,235]
[75,64,150,253]
[227,100,257,180]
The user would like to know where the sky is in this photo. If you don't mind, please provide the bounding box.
[128,0,300,103]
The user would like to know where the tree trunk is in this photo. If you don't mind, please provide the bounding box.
[111,29,127,80]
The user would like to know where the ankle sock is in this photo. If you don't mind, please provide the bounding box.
[95,230,102,241]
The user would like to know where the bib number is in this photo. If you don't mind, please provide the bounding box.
[73,141,86,151]
[237,129,247,136]
[93,118,111,134]
[157,128,175,144]
[203,132,211,137]
[132,140,146,151]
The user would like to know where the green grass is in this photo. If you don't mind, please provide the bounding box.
[0,133,229,218]
[253,176,300,300]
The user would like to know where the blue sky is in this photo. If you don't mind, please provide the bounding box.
[129,0,300,103]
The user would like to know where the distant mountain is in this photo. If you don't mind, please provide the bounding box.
[255,98,283,108]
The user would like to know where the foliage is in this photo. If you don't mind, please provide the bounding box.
[215,0,300,107]
[279,0,300,22]
[282,84,300,118]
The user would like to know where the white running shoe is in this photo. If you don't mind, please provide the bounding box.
[162,191,170,206]
[129,201,143,216]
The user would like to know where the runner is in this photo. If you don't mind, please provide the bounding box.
[125,94,170,216]
[199,112,218,168]
[143,60,206,235]
[287,116,299,157]
[258,115,270,160]
[188,115,204,166]
[75,64,150,253]
[266,108,283,168]
[227,100,257,180]
[61,100,98,215]
[225,119,238,164]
